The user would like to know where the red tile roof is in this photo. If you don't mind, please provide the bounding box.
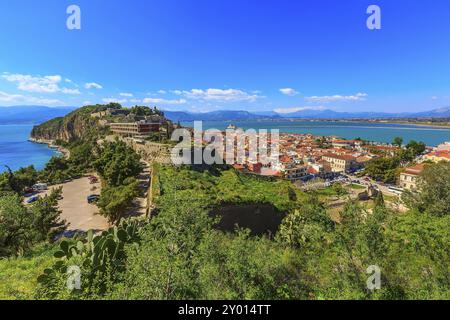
[428,150,450,159]
[404,164,425,175]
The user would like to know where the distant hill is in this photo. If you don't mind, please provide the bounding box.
[164,110,282,122]
[410,106,450,118]
[3,105,449,125]
[0,106,76,125]
[164,107,450,122]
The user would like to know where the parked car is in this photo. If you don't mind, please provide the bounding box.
[32,183,48,191]
[24,187,34,194]
[27,196,40,204]
[87,194,100,204]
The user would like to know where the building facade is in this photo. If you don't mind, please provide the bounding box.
[282,164,307,182]
[322,154,358,173]
[399,164,425,190]
[109,120,161,138]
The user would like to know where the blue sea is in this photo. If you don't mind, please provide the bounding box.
[0,125,59,173]
[183,120,450,147]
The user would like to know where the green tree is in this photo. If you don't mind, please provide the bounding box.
[30,188,68,242]
[402,162,450,217]
[0,166,38,194]
[332,182,347,196]
[0,189,67,257]
[97,178,139,224]
[405,140,426,156]
[111,193,213,299]
[69,142,95,170]
[0,194,33,257]
[364,157,400,183]
[94,140,142,187]
[392,137,403,148]
[277,194,335,252]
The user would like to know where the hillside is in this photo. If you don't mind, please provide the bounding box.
[31,105,109,142]
[31,104,175,144]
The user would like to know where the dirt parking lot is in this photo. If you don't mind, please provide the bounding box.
[30,177,109,232]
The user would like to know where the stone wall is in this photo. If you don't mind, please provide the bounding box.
[104,135,172,164]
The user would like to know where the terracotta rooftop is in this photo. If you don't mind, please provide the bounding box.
[404,164,425,175]
[428,150,450,159]
[322,153,356,161]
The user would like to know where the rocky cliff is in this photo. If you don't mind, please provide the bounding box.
[31,104,174,144]
[31,105,116,142]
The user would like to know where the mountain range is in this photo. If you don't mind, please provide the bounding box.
[0,106,77,125]
[0,105,449,125]
[164,106,450,122]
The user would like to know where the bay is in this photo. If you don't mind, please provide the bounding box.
[183,120,450,147]
[0,124,59,173]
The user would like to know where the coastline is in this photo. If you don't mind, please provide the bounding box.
[379,121,450,129]
[28,137,70,159]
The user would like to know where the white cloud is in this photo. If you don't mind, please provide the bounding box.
[305,92,368,103]
[2,73,80,95]
[0,91,25,103]
[102,98,127,104]
[129,99,142,103]
[61,88,81,94]
[85,82,103,90]
[279,88,299,96]
[0,91,63,105]
[179,88,261,102]
[119,92,133,97]
[28,97,63,105]
[142,98,187,105]
[431,96,438,100]
[2,73,81,96]
[157,90,167,94]
[274,106,327,114]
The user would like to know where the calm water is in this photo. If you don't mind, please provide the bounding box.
[0,125,59,173]
[183,120,450,147]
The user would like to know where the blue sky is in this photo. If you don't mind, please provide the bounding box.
[0,0,450,113]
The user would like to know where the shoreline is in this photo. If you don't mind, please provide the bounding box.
[380,121,450,129]
[28,137,70,158]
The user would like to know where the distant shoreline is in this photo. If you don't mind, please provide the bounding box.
[182,119,450,130]
[378,121,450,129]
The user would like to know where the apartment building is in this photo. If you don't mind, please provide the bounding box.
[322,154,358,173]
[109,120,161,138]
[282,164,307,182]
[399,164,425,190]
